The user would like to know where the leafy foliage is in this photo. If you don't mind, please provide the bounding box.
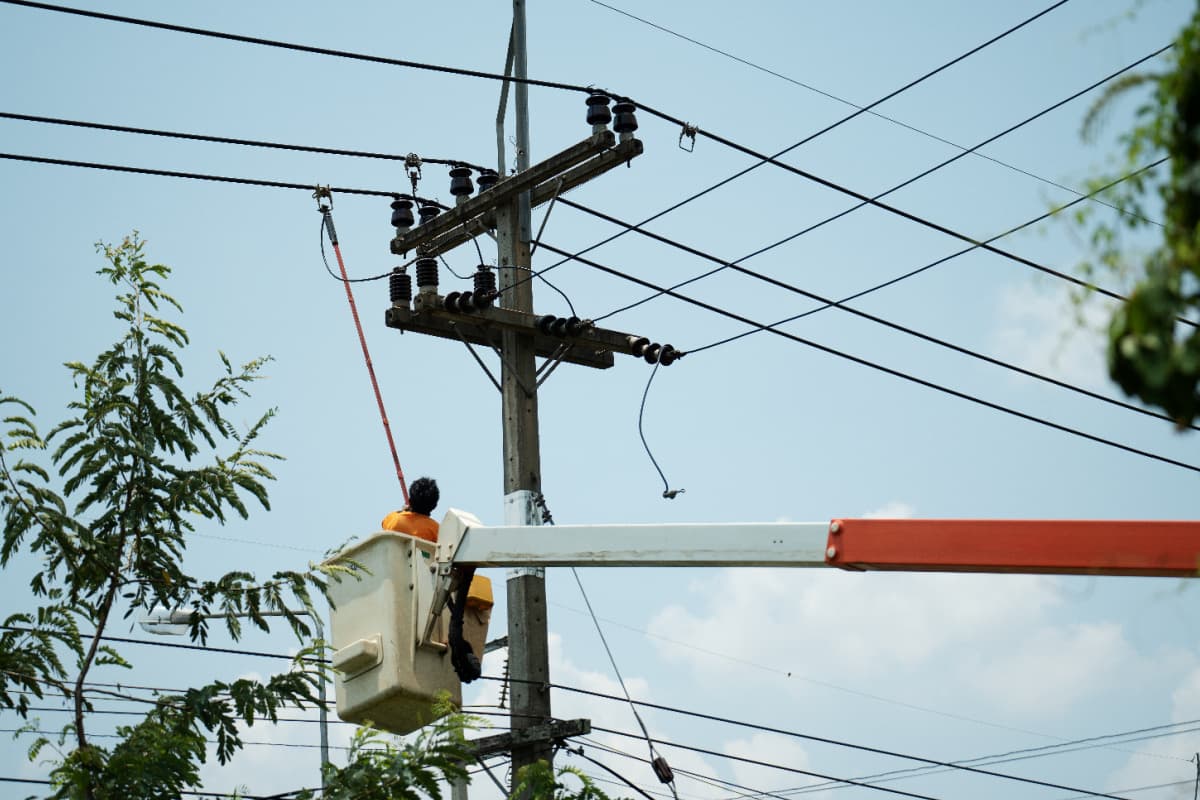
[1,235,617,799]
[300,710,474,800]
[1075,7,1200,425]
[0,235,340,798]
[510,762,619,800]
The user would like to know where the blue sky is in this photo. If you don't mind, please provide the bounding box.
[3,1,1200,798]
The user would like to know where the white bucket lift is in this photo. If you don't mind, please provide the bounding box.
[324,532,459,734]
[325,511,1200,735]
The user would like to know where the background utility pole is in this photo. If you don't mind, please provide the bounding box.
[501,0,554,787]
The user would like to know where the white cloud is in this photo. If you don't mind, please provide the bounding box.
[1105,662,1200,797]
[724,732,815,799]
[862,501,916,519]
[648,570,1063,685]
[963,622,1135,717]
[991,283,1115,390]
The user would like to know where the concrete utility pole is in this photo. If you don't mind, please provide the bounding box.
[500,0,554,785]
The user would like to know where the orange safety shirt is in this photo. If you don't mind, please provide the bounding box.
[381,510,439,543]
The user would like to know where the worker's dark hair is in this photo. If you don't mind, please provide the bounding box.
[408,477,440,516]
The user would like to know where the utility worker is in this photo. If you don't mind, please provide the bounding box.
[381,476,440,543]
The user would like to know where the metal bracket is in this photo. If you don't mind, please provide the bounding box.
[422,508,484,646]
[453,325,503,393]
[468,718,591,759]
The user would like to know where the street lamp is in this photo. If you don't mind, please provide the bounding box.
[139,606,330,785]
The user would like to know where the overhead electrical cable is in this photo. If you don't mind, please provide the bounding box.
[586,723,1132,800]
[24,620,1185,773]
[0,0,594,94]
[0,151,413,200]
[0,776,304,800]
[685,159,1165,355]
[509,0,1100,299]
[589,43,1172,320]
[577,735,1192,800]
[587,0,1157,228]
[533,242,1200,475]
[0,111,489,172]
[480,677,1140,800]
[561,196,1196,432]
[5,0,1163,318]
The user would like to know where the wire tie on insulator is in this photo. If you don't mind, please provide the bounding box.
[678,123,698,153]
[313,184,333,211]
[405,153,423,196]
[663,488,685,500]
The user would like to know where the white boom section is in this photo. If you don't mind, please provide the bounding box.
[436,508,831,568]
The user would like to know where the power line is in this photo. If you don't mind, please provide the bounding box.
[0,776,306,800]
[475,685,1159,800]
[0,151,404,200]
[510,0,1095,302]
[684,158,1165,355]
[0,624,315,663]
[6,0,1164,318]
[545,594,1193,758]
[587,723,1133,800]
[563,195,1193,433]
[18,704,355,727]
[0,0,593,95]
[535,241,1200,475]
[514,679,1147,799]
[587,0,1157,228]
[588,42,1172,321]
[578,735,1193,800]
[0,111,489,172]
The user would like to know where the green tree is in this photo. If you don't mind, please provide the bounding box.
[0,235,625,800]
[0,234,344,798]
[1075,5,1200,426]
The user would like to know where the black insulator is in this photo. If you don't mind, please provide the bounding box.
[389,267,412,305]
[565,317,584,336]
[448,166,474,198]
[659,344,679,366]
[537,314,557,335]
[651,756,675,785]
[418,204,440,225]
[415,256,439,290]
[473,266,496,307]
[444,291,462,310]
[550,316,573,337]
[626,336,650,357]
[390,199,414,229]
[586,93,612,127]
[612,101,639,134]
[643,342,662,364]
[476,170,499,192]
[457,291,476,312]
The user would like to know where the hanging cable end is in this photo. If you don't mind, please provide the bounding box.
[662,488,685,500]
